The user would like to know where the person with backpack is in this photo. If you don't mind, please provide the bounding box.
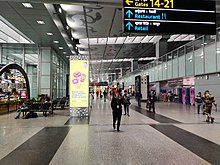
[195,92,203,114]
[202,90,217,123]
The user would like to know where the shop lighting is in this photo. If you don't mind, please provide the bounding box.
[46,32,53,36]
[37,20,45,25]
[22,3,33,8]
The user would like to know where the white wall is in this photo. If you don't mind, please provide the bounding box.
[195,74,220,105]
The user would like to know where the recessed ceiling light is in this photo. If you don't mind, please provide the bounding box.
[37,20,45,25]
[59,47,63,50]
[66,26,69,30]
[53,40,59,44]
[22,3,33,8]
[46,32,53,36]
[71,37,74,40]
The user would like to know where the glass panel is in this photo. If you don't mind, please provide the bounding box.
[42,63,50,75]
[204,35,216,45]
[172,58,178,78]
[194,37,203,50]
[162,62,167,80]
[41,76,50,88]
[154,66,158,81]
[185,52,194,76]
[194,49,204,75]
[167,61,172,79]
[42,48,51,62]
[179,46,185,57]
[179,56,185,77]
[158,64,163,80]
[217,42,220,71]
[204,44,216,73]
[186,42,193,54]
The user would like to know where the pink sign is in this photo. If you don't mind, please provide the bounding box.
[182,88,186,104]
[190,88,195,105]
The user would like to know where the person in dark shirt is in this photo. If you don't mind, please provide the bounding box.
[195,92,203,114]
[135,91,142,107]
[123,90,131,117]
[103,90,107,102]
[111,91,124,131]
[149,90,156,113]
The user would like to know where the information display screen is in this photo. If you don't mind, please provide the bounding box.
[123,0,216,34]
[69,60,89,108]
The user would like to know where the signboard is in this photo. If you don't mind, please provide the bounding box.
[123,0,216,34]
[89,82,108,86]
[69,60,89,107]
[135,75,141,93]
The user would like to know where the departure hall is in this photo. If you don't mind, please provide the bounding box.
[0,0,220,164]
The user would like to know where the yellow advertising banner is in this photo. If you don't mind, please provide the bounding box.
[69,60,89,107]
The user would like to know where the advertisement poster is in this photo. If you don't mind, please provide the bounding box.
[70,60,89,107]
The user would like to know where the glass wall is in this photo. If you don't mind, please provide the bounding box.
[121,28,220,84]
[0,44,68,99]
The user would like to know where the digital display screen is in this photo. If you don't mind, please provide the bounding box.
[69,60,89,108]
[123,0,216,34]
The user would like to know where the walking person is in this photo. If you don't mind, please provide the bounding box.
[96,91,99,98]
[195,92,203,114]
[111,91,124,132]
[135,91,142,107]
[103,90,107,102]
[123,90,131,117]
[202,90,217,123]
[148,90,156,113]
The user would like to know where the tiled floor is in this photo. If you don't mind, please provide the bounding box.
[1,98,220,164]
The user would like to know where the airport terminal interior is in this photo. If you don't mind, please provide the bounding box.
[1,0,220,164]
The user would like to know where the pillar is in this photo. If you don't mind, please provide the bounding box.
[131,58,139,72]
[155,35,170,59]
[38,47,53,97]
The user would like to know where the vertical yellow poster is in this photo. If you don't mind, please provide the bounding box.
[70,60,89,107]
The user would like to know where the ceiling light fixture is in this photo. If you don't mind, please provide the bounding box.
[59,47,63,50]
[22,3,33,8]
[37,20,45,25]
[46,32,53,36]
[63,52,67,54]
[53,40,59,44]
[66,26,69,30]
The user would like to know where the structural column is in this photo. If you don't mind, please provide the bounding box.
[38,47,53,97]
[155,35,169,59]
[131,58,139,72]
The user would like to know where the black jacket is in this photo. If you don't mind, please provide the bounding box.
[111,96,124,111]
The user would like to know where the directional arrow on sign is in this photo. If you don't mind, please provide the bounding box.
[125,0,133,6]
[126,22,133,30]
[126,10,133,18]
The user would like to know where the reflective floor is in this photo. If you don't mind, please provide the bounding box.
[1,98,220,165]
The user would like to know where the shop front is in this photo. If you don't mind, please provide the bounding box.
[0,64,30,114]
